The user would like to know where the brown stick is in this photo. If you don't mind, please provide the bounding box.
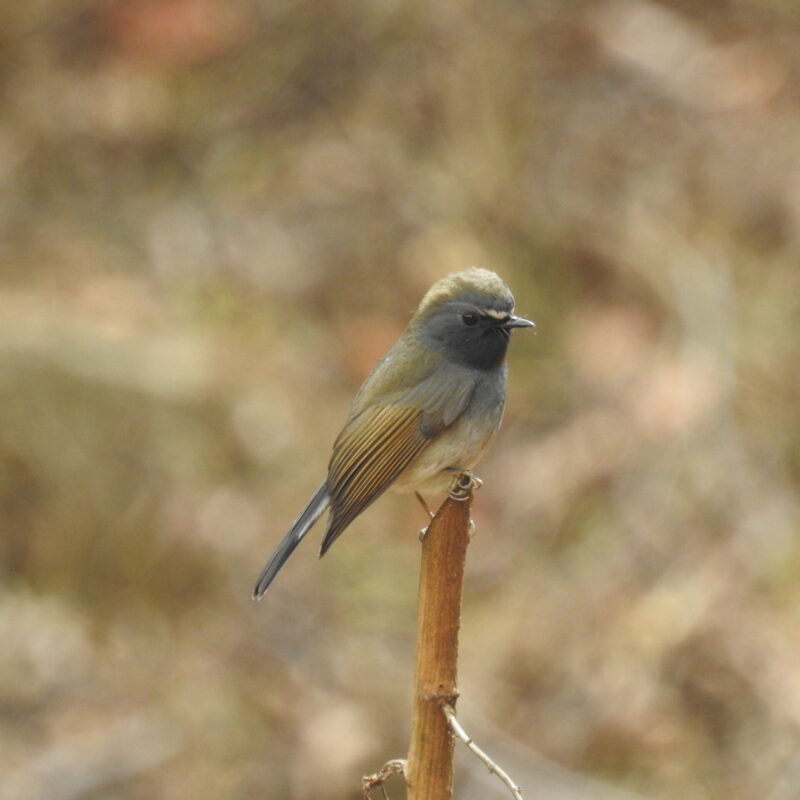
[405,476,473,800]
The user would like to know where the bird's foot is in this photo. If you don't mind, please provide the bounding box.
[447,469,483,501]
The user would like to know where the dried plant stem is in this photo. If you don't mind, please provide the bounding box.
[405,474,474,800]
[442,703,524,800]
[362,759,406,799]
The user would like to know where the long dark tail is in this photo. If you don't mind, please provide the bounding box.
[252,483,329,599]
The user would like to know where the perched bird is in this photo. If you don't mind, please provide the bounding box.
[253,267,534,598]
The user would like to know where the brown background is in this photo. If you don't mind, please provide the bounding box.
[2,1,800,798]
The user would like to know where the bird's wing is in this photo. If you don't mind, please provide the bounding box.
[320,369,475,555]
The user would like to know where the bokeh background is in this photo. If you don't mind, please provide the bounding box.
[2,1,800,798]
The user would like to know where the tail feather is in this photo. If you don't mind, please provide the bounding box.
[252,484,329,598]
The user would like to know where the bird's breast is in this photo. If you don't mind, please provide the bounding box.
[391,369,507,495]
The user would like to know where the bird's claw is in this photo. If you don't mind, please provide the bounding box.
[448,470,483,501]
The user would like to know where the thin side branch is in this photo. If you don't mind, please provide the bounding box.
[362,759,406,799]
[442,703,524,800]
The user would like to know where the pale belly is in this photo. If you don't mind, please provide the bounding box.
[390,375,506,495]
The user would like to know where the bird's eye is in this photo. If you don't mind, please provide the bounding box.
[462,312,479,326]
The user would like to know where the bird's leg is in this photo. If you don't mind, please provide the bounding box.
[416,492,436,542]
[446,470,480,537]
[415,492,435,519]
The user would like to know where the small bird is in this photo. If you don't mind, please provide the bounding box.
[253,267,534,598]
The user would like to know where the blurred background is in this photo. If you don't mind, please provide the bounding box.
[2,1,800,798]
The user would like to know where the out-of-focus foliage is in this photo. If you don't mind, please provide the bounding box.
[1,1,800,798]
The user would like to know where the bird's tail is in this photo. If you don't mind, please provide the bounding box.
[252,483,329,599]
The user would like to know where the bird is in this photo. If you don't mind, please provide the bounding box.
[252,267,534,598]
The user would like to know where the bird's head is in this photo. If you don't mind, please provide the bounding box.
[411,267,535,370]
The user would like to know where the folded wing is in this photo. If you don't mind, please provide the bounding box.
[320,369,475,554]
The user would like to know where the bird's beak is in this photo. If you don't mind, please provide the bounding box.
[503,315,536,329]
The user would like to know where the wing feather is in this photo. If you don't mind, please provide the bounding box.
[320,366,477,555]
[330,407,418,495]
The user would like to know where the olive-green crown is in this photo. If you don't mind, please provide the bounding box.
[415,268,514,320]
